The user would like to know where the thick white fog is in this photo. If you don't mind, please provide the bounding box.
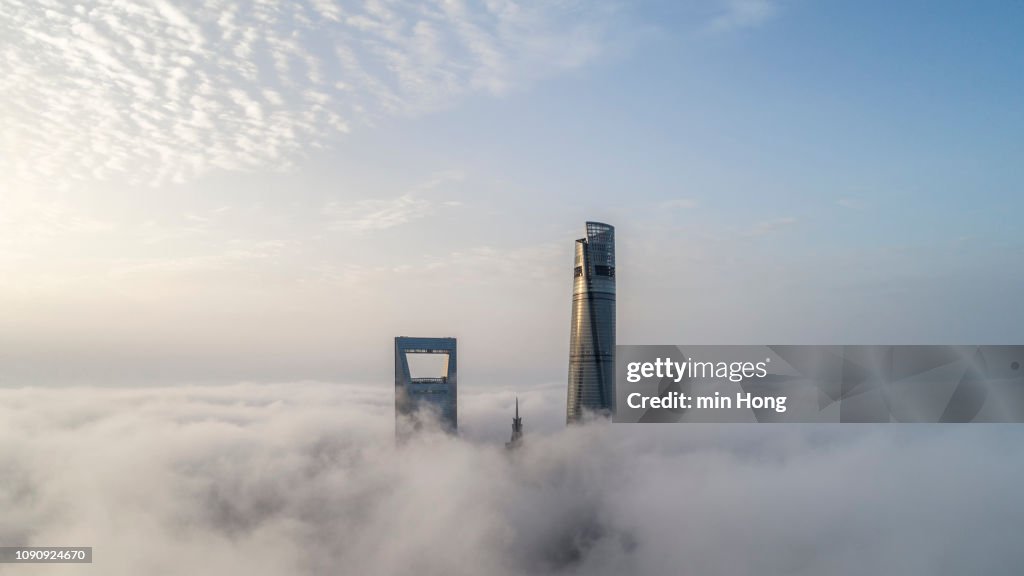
[1,383,1023,575]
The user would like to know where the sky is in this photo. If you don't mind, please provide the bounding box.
[2,0,1023,387]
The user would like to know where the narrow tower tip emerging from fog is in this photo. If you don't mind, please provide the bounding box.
[566,221,616,424]
[506,397,523,449]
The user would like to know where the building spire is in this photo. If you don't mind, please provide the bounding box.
[506,396,524,449]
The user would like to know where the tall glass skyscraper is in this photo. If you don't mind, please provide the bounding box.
[566,221,616,423]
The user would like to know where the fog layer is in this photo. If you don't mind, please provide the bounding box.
[1,383,1022,575]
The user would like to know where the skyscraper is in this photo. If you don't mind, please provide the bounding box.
[506,397,523,449]
[395,336,457,435]
[566,221,616,423]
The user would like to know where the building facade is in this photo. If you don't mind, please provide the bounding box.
[395,336,457,434]
[566,221,616,423]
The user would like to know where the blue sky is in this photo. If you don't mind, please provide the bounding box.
[1,0,1022,386]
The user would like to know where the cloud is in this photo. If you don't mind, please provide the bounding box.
[107,241,286,278]
[0,383,1022,575]
[837,197,867,210]
[660,198,699,210]
[324,193,433,233]
[312,242,565,288]
[322,169,464,233]
[744,215,798,237]
[706,0,778,34]
[0,0,616,188]
[0,199,116,269]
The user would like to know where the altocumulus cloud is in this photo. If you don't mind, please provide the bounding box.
[0,0,614,188]
[1,383,1024,575]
